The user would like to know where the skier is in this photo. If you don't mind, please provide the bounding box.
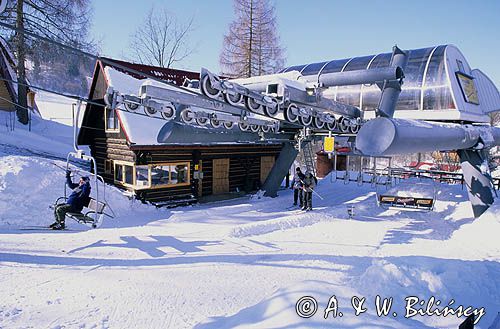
[50,171,91,230]
[292,167,305,207]
[302,171,317,211]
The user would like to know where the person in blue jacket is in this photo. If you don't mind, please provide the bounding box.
[50,171,91,230]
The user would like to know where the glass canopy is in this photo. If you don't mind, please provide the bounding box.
[281,45,456,111]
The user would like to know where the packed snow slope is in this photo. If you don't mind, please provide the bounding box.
[1,114,499,329]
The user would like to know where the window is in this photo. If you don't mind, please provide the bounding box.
[113,161,190,188]
[136,165,149,187]
[456,60,465,73]
[172,164,188,184]
[105,160,113,174]
[151,165,171,186]
[105,107,119,132]
[124,165,134,185]
[151,163,190,187]
[115,164,123,182]
[114,162,133,186]
[456,72,480,105]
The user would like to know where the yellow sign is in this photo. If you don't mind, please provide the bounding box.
[323,136,335,152]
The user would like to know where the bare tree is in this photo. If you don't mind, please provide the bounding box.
[0,0,94,124]
[220,0,285,78]
[129,8,195,69]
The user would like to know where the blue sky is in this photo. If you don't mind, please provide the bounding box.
[90,0,500,85]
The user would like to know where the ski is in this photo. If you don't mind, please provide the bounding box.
[19,225,75,231]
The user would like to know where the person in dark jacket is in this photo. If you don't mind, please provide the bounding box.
[302,171,317,211]
[50,171,91,230]
[292,167,305,207]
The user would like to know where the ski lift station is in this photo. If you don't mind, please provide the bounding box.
[75,44,500,214]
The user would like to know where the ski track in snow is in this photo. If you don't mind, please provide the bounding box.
[1,116,499,328]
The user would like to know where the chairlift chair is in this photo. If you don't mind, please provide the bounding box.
[51,101,114,229]
[376,180,436,211]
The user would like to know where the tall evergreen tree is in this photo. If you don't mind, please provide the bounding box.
[220,0,285,78]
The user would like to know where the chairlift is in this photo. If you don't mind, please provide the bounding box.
[376,180,436,211]
[51,100,114,228]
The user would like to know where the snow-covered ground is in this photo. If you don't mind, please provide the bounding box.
[0,116,499,329]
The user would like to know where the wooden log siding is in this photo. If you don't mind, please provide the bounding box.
[90,134,283,201]
[0,81,14,111]
[91,134,135,183]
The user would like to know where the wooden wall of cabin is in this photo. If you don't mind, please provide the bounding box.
[197,145,282,196]
[84,103,135,182]
[0,80,14,111]
[131,144,283,203]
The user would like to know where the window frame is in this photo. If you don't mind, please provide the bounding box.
[104,160,113,175]
[149,162,190,189]
[112,160,191,189]
[113,161,134,187]
[105,106,120,133]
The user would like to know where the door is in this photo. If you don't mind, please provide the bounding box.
[212,158,229,194]
[260,156,275,185]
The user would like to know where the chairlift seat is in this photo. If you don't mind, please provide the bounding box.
[52,197,107,228]
[377,181,436,211]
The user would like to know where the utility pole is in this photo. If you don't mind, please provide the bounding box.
[16,0,29,124]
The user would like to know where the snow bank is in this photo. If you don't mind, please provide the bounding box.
[35,90,78,126]
[0,111,78,159]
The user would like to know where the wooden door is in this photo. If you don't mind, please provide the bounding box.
[260,156,275,185]
[212,158,229,194]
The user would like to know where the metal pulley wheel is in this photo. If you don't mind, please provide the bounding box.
[124,101,140,112]
[160,104,176,120]
[261,125,271,133]
[200,75,221,99]
[224,92,243,106]
[298,113,313,126]
[223,121,235,129]
[250,124,260,132]
[244,96,263,113]
[210,117,223,128]
[180,109,195,124]
[326,117,338,131]
[338,116,350,132]
[263,98,279,117]
[284,103,299,123]
[312,116,325,129]
[196,117,209,126]
[238,122,250,131]
[144,106,157,117]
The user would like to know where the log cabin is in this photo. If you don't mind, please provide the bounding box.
[77,58,293,206]
[0,37,17,112]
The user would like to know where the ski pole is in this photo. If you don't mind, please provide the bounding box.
[310,188,324,200]
[300,179,324,200]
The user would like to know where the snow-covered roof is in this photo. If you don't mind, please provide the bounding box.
[79,60,287,147]
[105,67,190,145]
